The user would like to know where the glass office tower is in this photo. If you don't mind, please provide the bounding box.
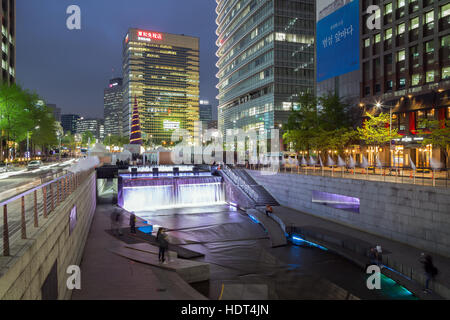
[122,28,200,145]
[216,0,315,140]
[1,0,15,84]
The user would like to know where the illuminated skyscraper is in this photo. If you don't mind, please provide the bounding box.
[1,0,15,84]
[104,77,124,137]
[122,28,200,145]
[215,0,315,140]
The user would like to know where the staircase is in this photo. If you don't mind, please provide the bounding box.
[220,165,279,207]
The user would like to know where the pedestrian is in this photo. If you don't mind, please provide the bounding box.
[375,245,383,266]
[420,253,438,293]
[113,206,123,236]
[156,228,169,263]
[367,247,378,268]
[265,204,273,217]
[129,212,136,234]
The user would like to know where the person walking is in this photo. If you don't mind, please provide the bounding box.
[111,206,123,236]
[420,253,438,293]
[129,212,136,234]
[156,228,169,263]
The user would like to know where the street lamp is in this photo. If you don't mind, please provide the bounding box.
[376,101,395,167]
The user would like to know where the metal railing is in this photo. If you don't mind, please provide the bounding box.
[221,164,261,203]
[246,163,450,188]
[0,169,94,256]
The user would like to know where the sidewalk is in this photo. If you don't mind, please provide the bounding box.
[71,204,207,300]
[270,206,449,300]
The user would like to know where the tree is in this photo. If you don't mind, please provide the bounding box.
[357,112,401,147]
[417,119,450,168]
[82,131,95,146]
[283,92,360,155]
[0,83,57,160]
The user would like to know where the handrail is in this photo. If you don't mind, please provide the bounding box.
[222,164,260,202]
[1,168,94,256]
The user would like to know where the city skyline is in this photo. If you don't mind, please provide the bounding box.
[15,0,218,119]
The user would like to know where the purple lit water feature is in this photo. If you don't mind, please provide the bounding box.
[309,156,316,166]
[120,175,225,212]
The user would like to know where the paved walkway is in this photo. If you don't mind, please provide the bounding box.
[71,204,207,300]
[269,206,450,300]
[247,208,287,247]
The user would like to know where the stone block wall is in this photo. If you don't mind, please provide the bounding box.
[0,171,97,300]
[248,170,450,258]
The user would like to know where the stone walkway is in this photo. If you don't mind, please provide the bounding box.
[71,204,207,300]
[269,206,449,300]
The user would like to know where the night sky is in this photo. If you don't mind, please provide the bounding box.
[16,0,218,119]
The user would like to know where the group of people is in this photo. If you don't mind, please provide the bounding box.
[110,205,169,264]
[366,244,439,294]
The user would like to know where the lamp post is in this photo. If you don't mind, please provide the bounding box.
[376,102,394,167]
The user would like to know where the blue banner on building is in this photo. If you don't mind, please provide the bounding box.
[316,0,360,82]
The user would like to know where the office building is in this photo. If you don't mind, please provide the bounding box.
[61,114,80,134]
[47,104,62,122]
[1,0,15,84]
[215,0,315,141]
[360,0,449,167]
[76,117,103,140]
[104,77,124,137]
[122,28,200,145]
[199,99,213,130]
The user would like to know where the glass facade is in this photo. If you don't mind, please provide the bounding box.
[1,0,15,84]
[122,28,200,144]
[104,78,124,137]
[216,0,315,139]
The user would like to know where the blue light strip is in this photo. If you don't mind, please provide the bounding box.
[248,214,260,224]
[291,235,328,251]
[381,265,412,281]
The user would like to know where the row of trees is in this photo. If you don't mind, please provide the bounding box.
[0,83,59,161]
[283,92,449,165]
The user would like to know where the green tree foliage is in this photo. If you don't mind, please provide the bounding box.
[357,112,400,146]
[82,131,95,146]
[0,82,58,159]
[417,119,450,167]
[283,92,359,154]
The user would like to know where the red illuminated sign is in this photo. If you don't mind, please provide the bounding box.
[137,31,163,41]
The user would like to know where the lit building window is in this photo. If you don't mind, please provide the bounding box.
[364,38,370,47]
[409,17,419,30]
[426,70,435,83]
[397,0,405,8]
[440,3,450,18]
[397,50,406,61]
[385,28,392,40]
[425,11,434,24]
[384,3,392,14]
[411,73,421,86]
[425,41,434,53]
[442,66,450,80]
[374,33,381,43]
[397,23,405,34]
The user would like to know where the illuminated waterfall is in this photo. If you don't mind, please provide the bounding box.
[119,175,225,212]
